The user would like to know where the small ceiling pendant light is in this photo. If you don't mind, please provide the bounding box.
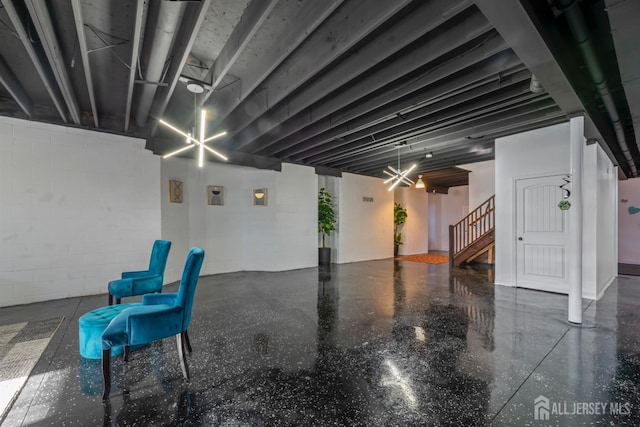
[159,82,228,168]
[415,175,425,189]
[425,152,433,158]
[383,144,416,191]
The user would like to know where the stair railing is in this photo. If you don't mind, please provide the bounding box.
[449,195,495,266]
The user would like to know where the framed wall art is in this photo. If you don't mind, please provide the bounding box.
[169,179,183,203]
[252,188,268,206]
[207,186,224,206]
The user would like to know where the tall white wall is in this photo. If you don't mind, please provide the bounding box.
[161,159,317,282]
[494,120,617,299]
[427,186,468,251]
[460,160,495,209]
[394,186,429,255]
[595,145,617,297]
[495,122,570,287]
[618,179,640,265]
[0,117,161,307]
[337,173,393,263]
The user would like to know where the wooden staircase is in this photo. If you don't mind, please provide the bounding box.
[449,195,495,267]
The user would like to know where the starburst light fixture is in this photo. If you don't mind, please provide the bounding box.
[159,82,228,168]
[383,145,416,191]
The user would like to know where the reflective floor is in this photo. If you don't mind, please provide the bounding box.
[1,260,639,426]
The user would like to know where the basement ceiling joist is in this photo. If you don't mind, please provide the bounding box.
[0,0,635,178]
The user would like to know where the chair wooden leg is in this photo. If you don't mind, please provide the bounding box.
[184,330,193,353]
[108,294,113,305]
[102,349,111,401]
[176,333,190,380]
[124,345,130,362]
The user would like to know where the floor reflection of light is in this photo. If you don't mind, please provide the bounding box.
[1,368,71,424]
[414,326,425,342]
[382,359,417,410]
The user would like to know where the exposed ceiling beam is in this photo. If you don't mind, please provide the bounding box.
[309,95,554,165]
[24,0,81,125]
[198,0,280,106]
[352,142,496,174]
[262,43,519,158]
[70,0,98,127]
[202,0,344,126]
[473,0,625,175]
[1,0,67,122]
[211,0,416,146]
[135,0,187,128]
[124,0,145,132]
[0,54,33,117]
[229,0,479,152]
[147,0,212,135]
[605,0,640,173]
[350,140,495,176]
[291,72,532,162]
[328,102,562,168]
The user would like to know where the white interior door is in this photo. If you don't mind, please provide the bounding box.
[516,175,569,294]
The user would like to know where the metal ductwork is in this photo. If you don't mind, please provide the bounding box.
[558,0,638,176]
[135,1,185,128]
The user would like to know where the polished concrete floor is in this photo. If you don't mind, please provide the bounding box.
[1,259,639,426]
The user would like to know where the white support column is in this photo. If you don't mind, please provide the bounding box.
[568,116,584,324]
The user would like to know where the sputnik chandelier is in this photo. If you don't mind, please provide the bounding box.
[383,144,416,191]
[159,82,227,168]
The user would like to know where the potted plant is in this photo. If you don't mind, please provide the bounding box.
[394,202,407,256]
[318,187,337,265]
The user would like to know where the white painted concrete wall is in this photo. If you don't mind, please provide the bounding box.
[595,144,617,298]
[337,173,393,263]
[460,160,495,210]
[394,186,429,255]
[161,159,317,282]
[0,117,161,307]
[495,120,617,299]
[618,179,640,265]
[427,186,469,252]
[495,122,570,287]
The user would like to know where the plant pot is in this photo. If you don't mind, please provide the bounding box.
[394,245,399,257]
[319,247,331,265]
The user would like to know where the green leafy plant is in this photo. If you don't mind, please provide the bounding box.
[394,202,408,247]
[318,187,337,248]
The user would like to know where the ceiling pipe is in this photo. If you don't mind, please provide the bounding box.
[558,0,638,176]
[135,1,185,128]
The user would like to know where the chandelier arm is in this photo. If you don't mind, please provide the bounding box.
[202,144,228,161]
[162,144,196,159]
[159,119,192,140]
[202,131,228,144]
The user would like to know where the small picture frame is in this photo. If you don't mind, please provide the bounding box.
[207,185,224,206]
[169,180,183,203]
[252,188,268,206]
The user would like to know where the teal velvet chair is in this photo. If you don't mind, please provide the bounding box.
[101,247,205,401]
[108,240,171,305]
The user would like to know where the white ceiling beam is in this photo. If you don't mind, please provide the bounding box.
[24,0,81,124]
[1,0,67,122]
[124,0,145,132]
[70,0,98,127]
[198,0,280,106]
[0,54,33,117]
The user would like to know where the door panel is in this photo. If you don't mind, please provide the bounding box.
[516,176,569,293]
